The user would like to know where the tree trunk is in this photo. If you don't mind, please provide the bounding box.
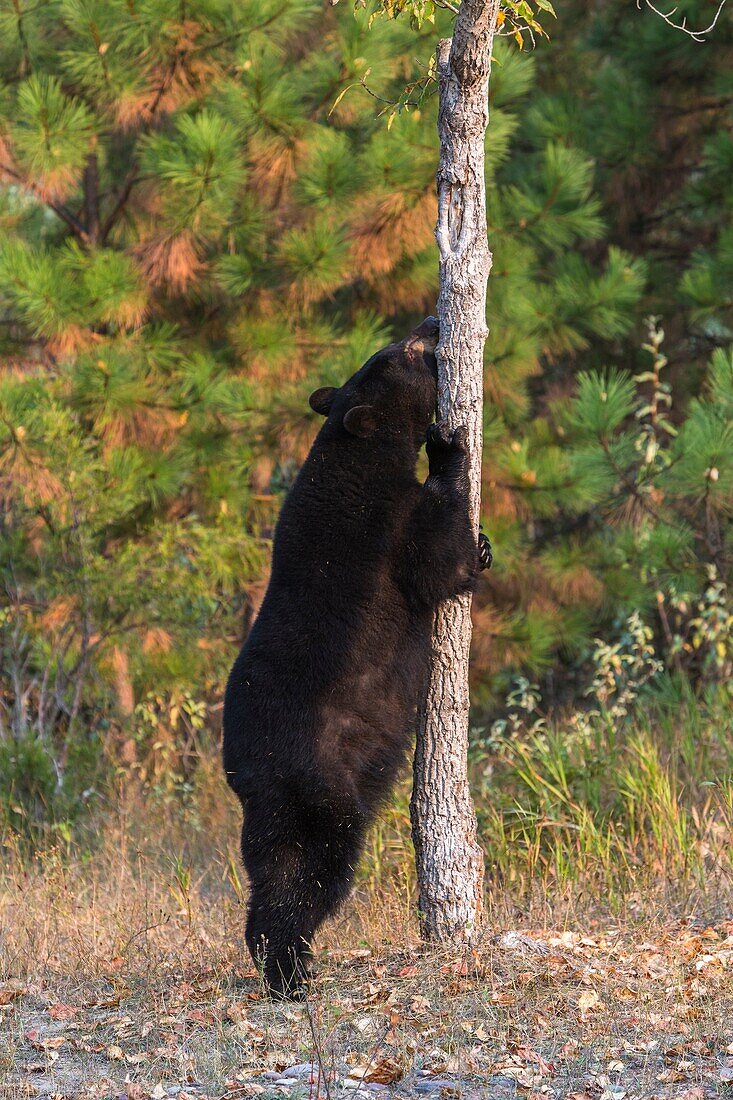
[410,0,500,943]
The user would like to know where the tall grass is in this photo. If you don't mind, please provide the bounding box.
[467,688,733,913]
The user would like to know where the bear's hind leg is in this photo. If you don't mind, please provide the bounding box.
[242,794,364,999]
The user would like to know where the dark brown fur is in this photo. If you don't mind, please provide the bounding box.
[223,318,488,998]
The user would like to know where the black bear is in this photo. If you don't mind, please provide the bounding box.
[223,317,491,998]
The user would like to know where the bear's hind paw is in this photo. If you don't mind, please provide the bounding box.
[478,532,493,571]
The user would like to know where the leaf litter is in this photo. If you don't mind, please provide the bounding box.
[1,922,732,1099]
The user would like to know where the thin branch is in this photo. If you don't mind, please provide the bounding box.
[191,4,290,54]
[100,46,182,243]
[331,69,437,120]
[304,1001,331,1100]
[99,162,141,243]
[11,0,31,77]
[639,0,729,41]
[83,153,100,244]
[358,76,429,109]
[0,163,90,242]
[599,437,686,536]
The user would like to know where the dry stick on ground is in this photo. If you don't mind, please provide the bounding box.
[411,0,501,943]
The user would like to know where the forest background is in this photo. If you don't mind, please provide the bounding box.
[0,0,732,909]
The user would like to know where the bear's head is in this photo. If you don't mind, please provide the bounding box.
[308,317,439,446]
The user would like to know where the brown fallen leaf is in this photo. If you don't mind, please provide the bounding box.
[515,1045,556,1075]
[577,989,601,1014]
[346,1054,403,1084]
[47,1003,78,1020]
[187,1007,216,1026]
[439,960,470,977]
[490,991,516,1005]
[28,1034,67,1051]
[365,1057,404,1084]
[0,983,26,1006]
[615,986,638,1000]
[83,996,121,1009]
[656,1068,689,1084]
[71,1039,105,1054]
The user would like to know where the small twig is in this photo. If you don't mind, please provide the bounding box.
[117,917,172,958]
[304,999,332,1100]
[358,1023,392,1086]
[638,0,729,41]
[330,71,436,118]
[99,162,140,243]
[83,153,100,244]
[100,45,183,242]
[496,19,539,45]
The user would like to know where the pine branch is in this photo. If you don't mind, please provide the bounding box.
[99,42,192,243]
[10,0,32,77]
[599,437,686,536]
[191,4,291,54]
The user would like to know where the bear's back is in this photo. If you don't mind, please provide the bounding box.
[223,423,429,808]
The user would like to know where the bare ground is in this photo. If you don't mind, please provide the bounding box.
[2,874,733,1099]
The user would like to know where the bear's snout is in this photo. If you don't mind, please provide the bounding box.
[408,315,439,352]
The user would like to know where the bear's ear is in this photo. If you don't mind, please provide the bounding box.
[343,405,378,438]
[308,386,337,416]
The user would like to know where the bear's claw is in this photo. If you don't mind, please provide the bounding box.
[478,532,493,571]
[426,422,450,451]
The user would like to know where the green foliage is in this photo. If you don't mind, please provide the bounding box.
[0,735,57,830]
[10,74,94,196]
[140,112,246,235]
[567,370,636,439]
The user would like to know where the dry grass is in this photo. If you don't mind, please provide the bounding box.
[1,763,733,1100]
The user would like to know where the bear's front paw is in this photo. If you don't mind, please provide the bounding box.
[478,532,493,571]
[426,421,450,452]
[426,422,468,477]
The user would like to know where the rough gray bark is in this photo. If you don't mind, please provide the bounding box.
[410,0,500,943]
